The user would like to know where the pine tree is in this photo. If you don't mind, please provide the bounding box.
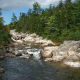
[0,8,3,29]
[11,13,17,23]
[33,2,42,15]
[27,8,32,16]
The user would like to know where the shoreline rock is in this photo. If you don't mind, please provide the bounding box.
[63,61,80,68]
[43,41,80,68]
[10,30,55,47]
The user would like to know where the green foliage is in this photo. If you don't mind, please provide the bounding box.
[33,2,42,15]
[11,13,17,23]
[9,13,17,29]
[10,0,80,43]
[0,9,11,45]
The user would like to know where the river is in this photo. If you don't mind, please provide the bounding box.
[0,43,80,80]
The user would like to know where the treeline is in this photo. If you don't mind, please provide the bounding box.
[9,0,80,42]
[0,9,11,45]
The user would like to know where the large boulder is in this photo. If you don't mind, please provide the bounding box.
[52,41,80,62]
[12,50,22,56]
[30,33,37,38]
[52,50,65,62]
[42,41,80,68]
[23,36,35,42]
[44,58,53,62]
[12,42,19,46]
[16,40,23,44]
[42,46,58,58]
[0,56,5,60]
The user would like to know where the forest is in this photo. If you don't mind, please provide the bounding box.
[0,0,80,79]
[0,9,11,45]
[0,0,80,45]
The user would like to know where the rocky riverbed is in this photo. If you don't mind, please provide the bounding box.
[0,30,80,80]
[10,30,80,68]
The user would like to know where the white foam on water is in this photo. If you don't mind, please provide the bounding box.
[27,48,43,60]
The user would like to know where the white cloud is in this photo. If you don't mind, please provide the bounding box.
[0,0,65,10]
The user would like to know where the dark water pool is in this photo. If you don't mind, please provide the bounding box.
[0,57,80,80]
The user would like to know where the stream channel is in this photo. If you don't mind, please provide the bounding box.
[0,42,80,80]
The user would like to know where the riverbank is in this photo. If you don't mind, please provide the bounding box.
[10,30,80,68]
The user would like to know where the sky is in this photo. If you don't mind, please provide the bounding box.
[0,0,74,25]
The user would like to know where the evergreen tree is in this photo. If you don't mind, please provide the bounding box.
[0,8,11,45]
[27,8,32,16]
[11,13,17,23]
[10,13,17,29]
[11,1,80,42]
[33,2,42,15]
[0,8,3,29]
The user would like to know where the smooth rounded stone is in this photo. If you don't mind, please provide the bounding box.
[42,51,53,58]
[23,36,35,42]
[63,61,80,68]
[12,51,22,56]
[30,33,37,37]
[16,40,23,44]
[52,55,64,62]
[44,46,58,51]
[0,56,5,60]
[12,42,19,46]
[35,38,55,47]
[34,38,42,44]
[44,58,53,62]
[41,40,55,47]
[0,68,5,73]
[12,35,18,40]
[16,53,22,56]
[42,46,58,58]
[18,50,28,54]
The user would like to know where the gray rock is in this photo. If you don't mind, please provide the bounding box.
[12,50,22,56]
[0,56,5,60]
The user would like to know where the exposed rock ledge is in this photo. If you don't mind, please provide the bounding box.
[10,30,80,68]
[42,41,80,68]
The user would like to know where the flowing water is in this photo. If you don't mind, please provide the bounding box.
[0,43,80,80]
